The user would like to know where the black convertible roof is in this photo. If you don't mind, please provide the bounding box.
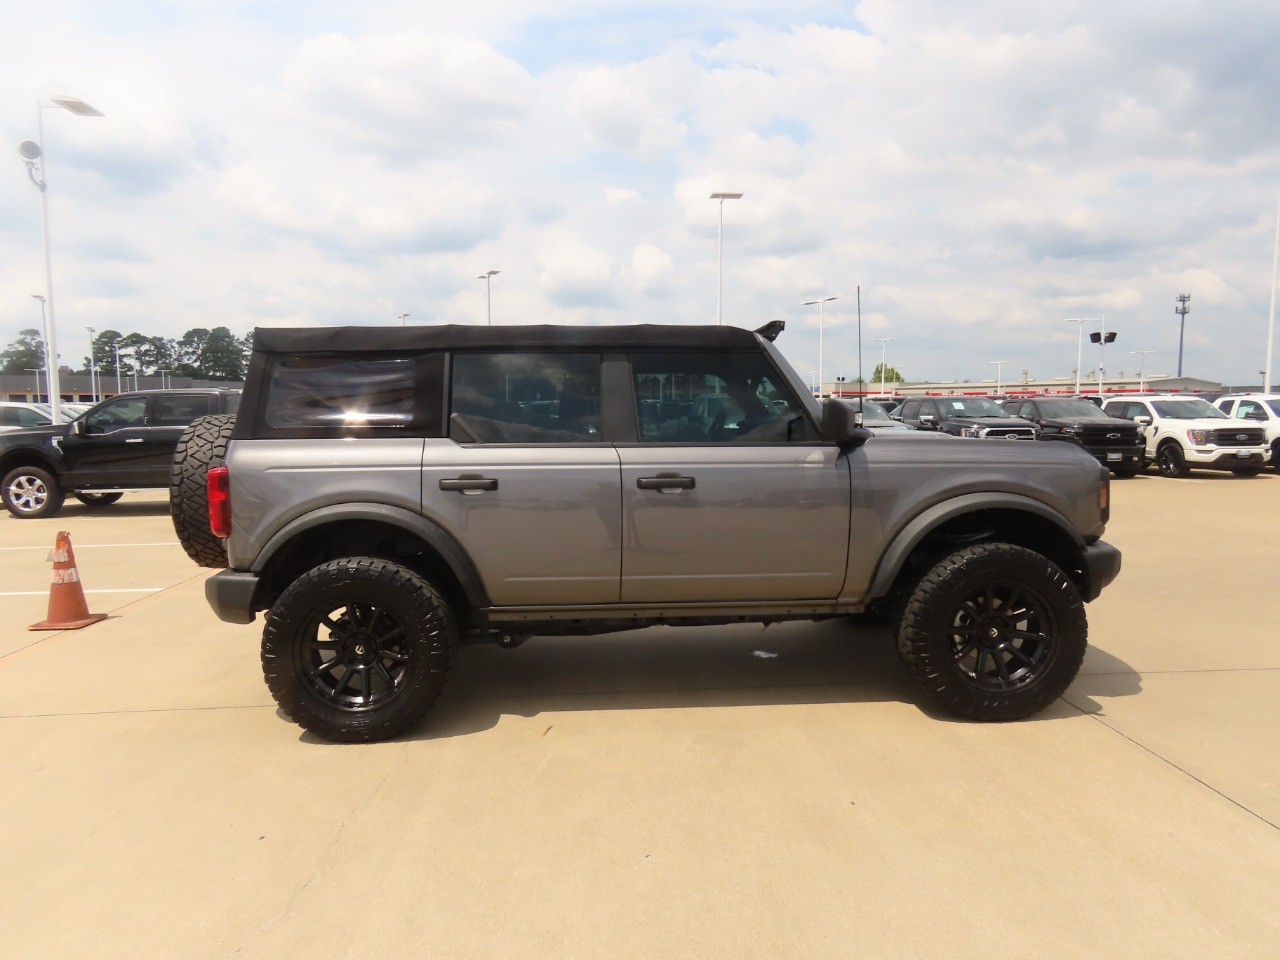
[252,324,763,354]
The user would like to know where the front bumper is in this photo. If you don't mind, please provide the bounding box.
[1080,540,1122,602]
[1185,449,1266,470]
[206,570,260,624]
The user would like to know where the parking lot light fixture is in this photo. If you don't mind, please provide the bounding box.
[874,337,895,396]
[804,296,838,397]
[1063,317,1096,395]
[990,360,1010,396]
[18,96,104,426]
[710,193,742,325]
[85,324,98,402]
[477,270,499,325]
[1129,350,1154,394]
[396,312,409,327]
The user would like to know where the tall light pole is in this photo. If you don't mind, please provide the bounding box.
[30,293,52,404]
[1266,200,1278,392]
[113,343,127,394]
[1175,294,1190,377]
[477,270,499,325]
[85,325,98,402]
[156,368,171,390]
[874,337,895,396]
[24,369,46,403]
[990,360,1010,396]
[1063,317,1095,395]
[803,296,838,397]
[710,192,742,325]
[1129,350,1154,393]
[396,312,409,327]
[17,96,104,427]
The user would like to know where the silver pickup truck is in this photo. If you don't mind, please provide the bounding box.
[175,322,1120,742]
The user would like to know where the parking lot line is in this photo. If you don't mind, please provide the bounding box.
[0,588,164,596]
[0,542,179,551]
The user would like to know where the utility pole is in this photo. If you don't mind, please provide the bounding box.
[1175,294,1191,377]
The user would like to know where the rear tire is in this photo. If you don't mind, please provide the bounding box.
[261,558,458,743]
[170,414,236,568]
[2,465,65,519]
[74,491,124,507]
[896,542,1088,721]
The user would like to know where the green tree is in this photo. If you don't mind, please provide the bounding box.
[1,329,45,374]
[200,327,246,380]
[175,327,211,378]
[871,363,904,384]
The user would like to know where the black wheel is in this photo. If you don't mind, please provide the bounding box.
[2,465,65,519]
[896,542,1087,721]
[1155,442,1190,478]
[1231,466,1263,478]
[261,557,458,743]
[170,414,236,568]
[1110,466,1140,478]
[74,491,124,507]
[1272,441,1280,474]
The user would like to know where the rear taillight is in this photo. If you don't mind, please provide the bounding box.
[208,466,231,539]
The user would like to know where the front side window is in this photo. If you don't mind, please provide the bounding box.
[83,396,148,433]
[266,358,415,429]
[631,352,803,443]
[450,353,601,443]
[1236,400,1269,421]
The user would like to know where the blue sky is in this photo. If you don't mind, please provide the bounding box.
[2,0,1278,387]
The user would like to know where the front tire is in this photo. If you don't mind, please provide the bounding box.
[261,558,458,743]
[896,543,1087,721]
[1156,441,1191,478]
[2,465,65,518]
[1231,466,1263,477]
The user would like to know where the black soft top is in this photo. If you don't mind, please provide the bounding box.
[252,324,762,355]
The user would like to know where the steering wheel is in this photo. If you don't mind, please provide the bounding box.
[708,409,727,440]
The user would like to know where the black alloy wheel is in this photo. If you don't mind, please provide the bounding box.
[262,557,457,742]
[897,542,1087,721]
[1156,442,1190,478]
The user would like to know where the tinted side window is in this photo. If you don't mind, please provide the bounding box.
[450,353,601,444]
[630,352,802,443]
[153,394,214,426]
[84,397,148,434]
[1018,402,1036,419]
[266,358,415,429]
[901,400,920,419]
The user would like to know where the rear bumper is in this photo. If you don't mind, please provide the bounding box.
[1080,540,1122,602]
[205,570,260,624]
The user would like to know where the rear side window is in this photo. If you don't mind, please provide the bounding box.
[153,394,214,426]
[265,358,416,429]
[449,353,602,443]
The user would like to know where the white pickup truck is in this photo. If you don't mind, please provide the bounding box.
[1101,395,1268,477]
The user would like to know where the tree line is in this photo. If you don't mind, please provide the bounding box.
[0,327,253,381]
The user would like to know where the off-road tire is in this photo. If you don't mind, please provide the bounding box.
[2,465,65,519]
[74,491,124,507]
[170,414,236,568]
[261,558,458,743]
[1155,441,1190,478]
[896,542,1088,721]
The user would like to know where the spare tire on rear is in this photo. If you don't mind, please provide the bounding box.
[171,414,237,568]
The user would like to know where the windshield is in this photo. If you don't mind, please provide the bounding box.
[1035,399,1110,419]
[939,397,1005,417]
[853,400,892,422]
[1268,400,1280,417]
[1152,398,1226,420]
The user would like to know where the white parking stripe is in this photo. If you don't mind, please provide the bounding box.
[0,543,180,551]
[0,588,165,596]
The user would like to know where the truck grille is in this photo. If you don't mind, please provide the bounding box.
[1211,428,1265,447]
[981,427,1037,440]
[1080,426,1141,446]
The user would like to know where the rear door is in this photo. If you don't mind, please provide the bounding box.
[419,351,622,606]
[616,350,850,603]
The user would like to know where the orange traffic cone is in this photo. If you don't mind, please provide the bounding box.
[28,531,108,631]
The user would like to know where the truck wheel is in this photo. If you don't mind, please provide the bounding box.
[896,542,1087,721]
[261,558,458,743]
[1272,440,1280,474]
[74,491,124,507]
[1155,441,1190,478]
[2,465,65,519]
[170,414,236,568]
[1231,466,1263,478]
[1110,466,1140,478]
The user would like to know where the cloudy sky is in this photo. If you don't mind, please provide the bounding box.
[2,0,1278,388]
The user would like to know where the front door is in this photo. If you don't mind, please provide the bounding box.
[617,351,850,603]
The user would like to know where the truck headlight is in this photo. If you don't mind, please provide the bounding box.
[1188,429,1211,444]
[961,425,981,438]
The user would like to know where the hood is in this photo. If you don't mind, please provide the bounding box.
[942,415,1034,428]
[0,424,66,448]
[1039,415,1138,429]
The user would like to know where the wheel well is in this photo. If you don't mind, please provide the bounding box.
[880,508,1087,607]
[1157,437,1182,450]
[0,451,59,479]
[255,520,475,630]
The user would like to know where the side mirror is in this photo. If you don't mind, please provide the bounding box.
[1134,415,1152,426]
[70,419,85,436]
[820,398,871,448]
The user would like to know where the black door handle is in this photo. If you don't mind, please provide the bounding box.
[439,477,498,492]
[637,474,695,490]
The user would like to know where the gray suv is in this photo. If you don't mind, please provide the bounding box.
[178,323,1120,742]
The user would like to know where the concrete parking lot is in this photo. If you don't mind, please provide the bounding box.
[2,477,1278,959]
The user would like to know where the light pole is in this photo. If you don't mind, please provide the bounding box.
[1128,350,1154,393]
[1175,294,1190,377]
[113,343,128,394]
[1266,200,1278,392]
[803,296,838,398]
[990,360,1010,396]
[1093,315,1114,396]
[24,369,46,403]
[17,96,104,427]
[396,312,409,327]
[1063,317,1095,395]
[874,337,895,396]
[156,368,171,390]
[85,326,97,402]
[477,270,499,325]
[710,192,742,325]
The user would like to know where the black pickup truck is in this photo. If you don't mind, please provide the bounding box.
[1001,396,1146,476]
[0,389,240,519]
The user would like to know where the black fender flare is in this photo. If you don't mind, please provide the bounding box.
[866,493,1085,599]
[251,502,491,609]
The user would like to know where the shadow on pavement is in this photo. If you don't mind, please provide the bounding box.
[293,620,1144,743]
